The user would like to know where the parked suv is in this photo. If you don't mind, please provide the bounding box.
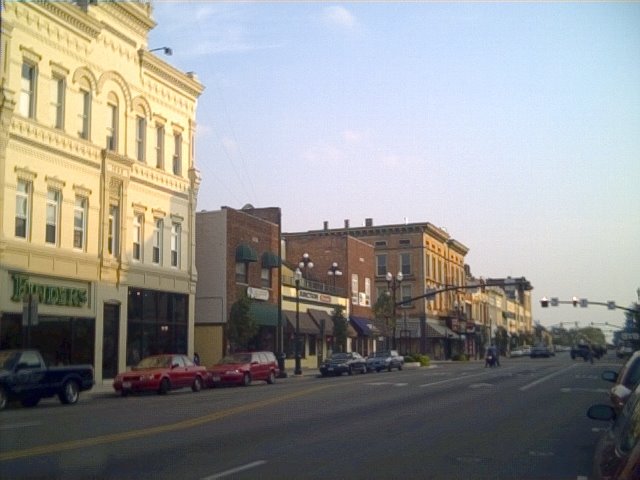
[208,351,279,387]
[366,350,404,372]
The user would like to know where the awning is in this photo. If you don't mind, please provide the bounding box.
[309,309,357,338]
[235,244,257,262]
[249,302,279,327]
[261,251,280,269]
[426,321,459,339]
[283,311,320,335]
[350,316,380,337]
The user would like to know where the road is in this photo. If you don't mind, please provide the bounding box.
[0,353,622,480]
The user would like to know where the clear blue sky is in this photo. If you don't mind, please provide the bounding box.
[149,2,640,333]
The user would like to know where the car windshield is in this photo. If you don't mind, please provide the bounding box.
[136,356,171,369]
[375,352,389,357]
[0,350,18,370]
[330,353,349,360]
[220,353,252,364]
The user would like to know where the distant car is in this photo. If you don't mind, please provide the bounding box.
[617,345,635,359]
[587,383,640,480]
[530,345,552,358]
[571,344,596,361]
[510,347,526,358]
[320,352,367,376]
[113,354,208,396]
[602,351,640,413]
[366,350,404,372]
[208,351,279,387]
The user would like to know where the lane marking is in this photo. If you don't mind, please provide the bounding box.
[519,364,578,391]
[560,387,609,393]
[201,460,266,479]
[0,384,335,462]
[0,422,41,430]
[419,370,496,387]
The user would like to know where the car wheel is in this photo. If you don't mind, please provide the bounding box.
[0,387,7,410]
[242,373,251,386]
[59,380,80,405]
[192,376,203,392]
[158,378,170,395]
[20,396,40,408]
[267,371,276,384]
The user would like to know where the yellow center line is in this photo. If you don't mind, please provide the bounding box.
[0,384,334,462]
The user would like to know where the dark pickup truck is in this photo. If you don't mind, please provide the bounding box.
[0,349,94,410]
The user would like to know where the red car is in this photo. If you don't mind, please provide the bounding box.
[113,354,208,396]
[208,351,278,387]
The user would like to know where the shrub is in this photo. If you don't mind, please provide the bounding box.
[404,354,430,366]
[452,353,469,362]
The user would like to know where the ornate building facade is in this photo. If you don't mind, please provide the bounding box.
[0,1,203,382]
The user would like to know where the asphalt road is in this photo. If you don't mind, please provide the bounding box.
[0,352,624,480]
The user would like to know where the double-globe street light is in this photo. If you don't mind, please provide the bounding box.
[327,262,343,288]
[386,271,403,350]
[295,253,313,375]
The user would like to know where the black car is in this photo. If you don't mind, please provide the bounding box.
[319,352,367,376]
[530,345,552,358]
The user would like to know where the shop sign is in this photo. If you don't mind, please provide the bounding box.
[10,274,88,307]
[299,290,332,304]
[247,287,269,301]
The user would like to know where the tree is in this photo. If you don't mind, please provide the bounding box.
[332,305,348,353]
[373,292,395,349]
[227,293,258,352]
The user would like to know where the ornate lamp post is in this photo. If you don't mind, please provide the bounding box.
[295,253,313,375]
[386,271,403,350]
[327,261,342,288]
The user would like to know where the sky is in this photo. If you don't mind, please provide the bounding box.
[148,1,640,334]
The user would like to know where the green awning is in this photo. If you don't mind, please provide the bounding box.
[249,302,279,327]
[235,244,257,262]
[261,251,281,268]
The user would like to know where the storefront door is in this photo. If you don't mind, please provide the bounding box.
[102,303,119,379]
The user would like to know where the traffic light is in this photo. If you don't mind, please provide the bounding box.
[572,296,578,307]
[540,297,549,308]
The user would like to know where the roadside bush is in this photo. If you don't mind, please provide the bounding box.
[452,353,469,362]
[404,354,430,366]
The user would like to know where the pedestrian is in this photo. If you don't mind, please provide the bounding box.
[193,352,200,366]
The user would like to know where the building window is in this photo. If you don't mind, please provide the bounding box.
[170,223,181,267]
[374,240,387,247]
[51,75,65,129]
[45,189,60,245]
[79,89,91,139]
[20,62,37,119]
[133,214,143,261]
[153,219,163,265]
[73,197,87,250]
[172,133,182,175]
[400,284,412,308]
[108,205,120,256]
[376,254,387,277]
[155,125,165,169]
[400,253,411,276]
[261,267,271,288]
[235,262,248,284]
[15,179,31,239]
[136,116,146,162]
[106,101,118,151]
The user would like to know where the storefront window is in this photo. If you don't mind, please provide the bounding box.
[126,288,188,366]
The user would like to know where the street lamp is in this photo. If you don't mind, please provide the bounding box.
[386,271,403,350]
[327,261,342,288]
[149,46,173,55]
[295,253,313,375]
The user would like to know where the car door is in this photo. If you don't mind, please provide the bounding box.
[168,355,187,387]
[252,353,267,381]
[14,351,47,397]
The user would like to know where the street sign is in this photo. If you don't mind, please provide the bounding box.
[607,301,616,310]
[580,298,588,308]
[550,297,559,307]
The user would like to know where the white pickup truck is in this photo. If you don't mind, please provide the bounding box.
[366,350,404,372]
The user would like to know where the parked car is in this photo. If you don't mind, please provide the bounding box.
[530,345,553,358]
[602,351,640,413]
[113,354,208,396]
[208,351,279,387]
[618,344,635,359]
[0,349,94,410]
[587,383,640,480]
[320,352,367,376]
[366,350,404,372]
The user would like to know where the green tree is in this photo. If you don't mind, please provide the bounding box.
[227,293,258,352]
[373,292,395,348]
[332,305,348,352]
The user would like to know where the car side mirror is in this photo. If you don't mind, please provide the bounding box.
[587,404,616,422]
[601,371,618,383]
[171,363,180,369]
